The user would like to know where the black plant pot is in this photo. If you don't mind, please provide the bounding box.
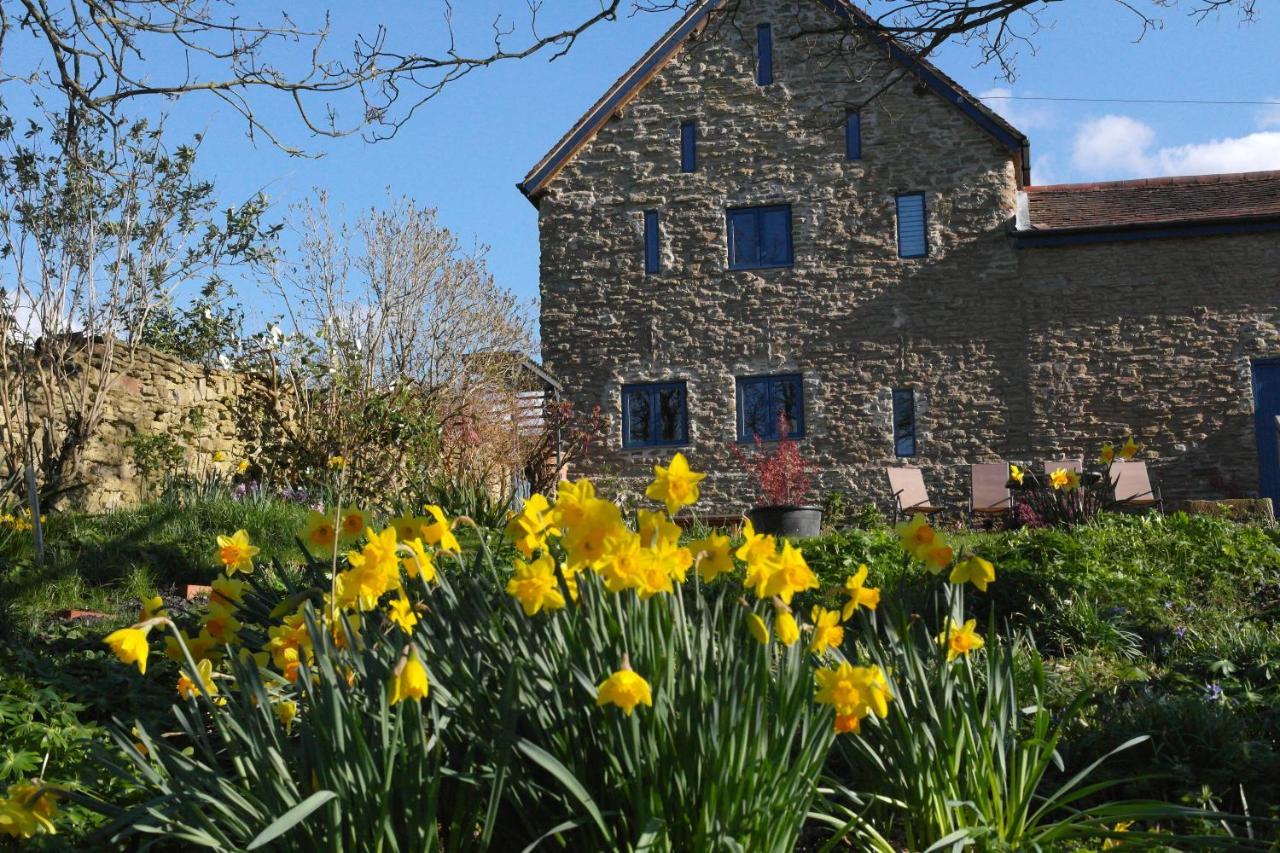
[747,505,823,538]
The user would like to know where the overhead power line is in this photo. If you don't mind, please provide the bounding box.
[980,95,1278,106]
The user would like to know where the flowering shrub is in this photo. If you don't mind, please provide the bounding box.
[730,417,814,506]
[0,451,1245,848]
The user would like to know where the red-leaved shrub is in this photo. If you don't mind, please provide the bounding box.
[729,415,813,507]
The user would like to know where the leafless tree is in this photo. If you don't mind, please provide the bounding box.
[255,192,536,501]
[0,0,1258,158]
[0,110,272,507]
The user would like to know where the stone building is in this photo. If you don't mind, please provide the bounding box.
[519,0,1280,515]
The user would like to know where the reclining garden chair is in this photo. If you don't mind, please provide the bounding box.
[1110,460,1163,512]
[969,463,1012,520]
[1042,458,1083,477]
[886,466,943,522]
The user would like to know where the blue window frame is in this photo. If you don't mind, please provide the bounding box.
[892,388,917,457]
[680,121,697,172]
[737,374,804,441]
[622,381,688,448]
[845,111,862,160]
[756,24,773,85]
[727,204,792,269]
[896,192,928,258]
[644,210,660,274]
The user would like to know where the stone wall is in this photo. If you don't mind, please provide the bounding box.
[536,0,1280,516]
[4,344,268,512]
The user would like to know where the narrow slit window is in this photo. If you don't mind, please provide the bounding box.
[896,192,927,259]
[680,121,697,173]
[845,111,862,161]
[756,24,773,85]
[892,388,917,457]
[644,210,660,274]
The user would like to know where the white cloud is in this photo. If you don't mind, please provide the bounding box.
[1030,154,1058,186]
[1071,115,1156,175]
[1070,113,1280,180]
[978,87,1055,130]
[1256,98,1280,129]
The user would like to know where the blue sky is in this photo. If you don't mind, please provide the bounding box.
[6,1,1279,324]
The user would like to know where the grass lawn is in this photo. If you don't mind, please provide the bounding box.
[2,498,1279,846]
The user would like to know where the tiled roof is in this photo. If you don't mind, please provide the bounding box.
[1023,170,1280,232]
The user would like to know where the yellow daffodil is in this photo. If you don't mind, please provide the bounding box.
[236,459,250,474]
[596,668,653,716]
[645,452,706,517]
[328,455,346,469]
[138,595,166,622]
[597,531,648,593]
[689,532,735,582]
[177,658,220,701]
[390,514,428,543]
[746,612,770,645]
[506,555,567,616]
[104,627,150,675]
[420,505,460,554]
[165,630,221,664]
[0,782,57,839]
[216,529,259,575]
[561,498,625,570]
[814,661,892,720]
[1099,442,1115,464]
[938,618,985,661]
[1103,821,1135,849]
[1049,467,1081,491]
[1009,463,1024,485]
[340,527,401,611]
[949,555,996,592]
[808,606,844,655]
[400,537,436,582]
[338,507,370,543]
[921,540,955,575]
[274,700,298,733]
[895,514,938,560]
[833,713,862,735]
[775,607,800,646]
[552,478,596,528]
[388,594,418,634]
[637,508,681,549]
[764,541,819,603]
[1119,436,1141,459]
[389,649,429,705]
[210,576,249,608]
[504,494,559,557]
[651,537,693,584]
[202,603,242,645]
[840,564,881,620]
[212,450,226,463]
[300,510,337,551]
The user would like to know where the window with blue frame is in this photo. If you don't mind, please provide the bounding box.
[896,192,927,258]
[892,388,917,457]
[756,24,773,85]
[845,111,862,160]
[736,374,804,441]
[644,210,660,274]
[727,204,792,269]
[680,121,697,172]
[622,381,688,448]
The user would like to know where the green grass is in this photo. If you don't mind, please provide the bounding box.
[0,496,310,634]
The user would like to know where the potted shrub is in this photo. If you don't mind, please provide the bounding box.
[730,422,821,537]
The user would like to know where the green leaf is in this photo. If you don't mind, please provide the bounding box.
[245,790,339,850]
[516,739,610,841]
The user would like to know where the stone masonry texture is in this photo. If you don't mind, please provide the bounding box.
[534,0,1280,516]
